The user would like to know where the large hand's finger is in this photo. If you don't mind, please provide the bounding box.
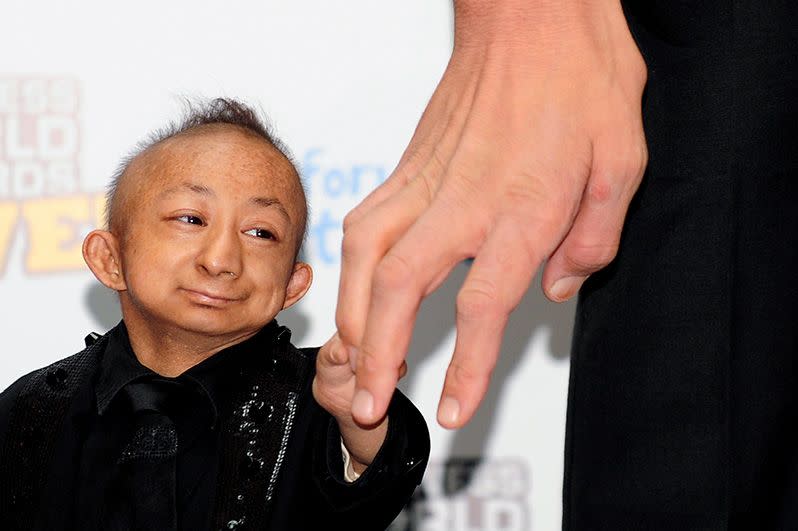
[351,191,483,425]
[542,133,647,301]
[337,94,474,347]
[337,176,433,347]
[437,217,544,428]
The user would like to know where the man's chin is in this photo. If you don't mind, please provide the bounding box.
[174,314,272,339]
[176,320,247,338]
[121,302,275,340]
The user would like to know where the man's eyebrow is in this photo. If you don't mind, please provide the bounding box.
[250,196,291,222]
[157,183,291,222]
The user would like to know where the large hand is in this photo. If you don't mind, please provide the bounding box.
[339,0,648,429]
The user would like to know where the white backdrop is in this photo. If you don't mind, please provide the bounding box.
[0,1,575,529]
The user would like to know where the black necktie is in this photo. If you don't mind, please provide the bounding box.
[102,377,186,531]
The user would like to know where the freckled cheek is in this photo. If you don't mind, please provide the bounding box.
[122,248,190,298]
[247,280,287,309]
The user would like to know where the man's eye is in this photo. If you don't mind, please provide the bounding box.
[176,215,204,225]
[245,228,275,240]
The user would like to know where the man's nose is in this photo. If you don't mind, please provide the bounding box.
[197,226,243,278]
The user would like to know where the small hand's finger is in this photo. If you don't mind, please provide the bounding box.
[315,334,355,390]
[336,176,434,347]
[543,134,647,301]
[437,217,543,428]
[351,193,482,425]
[318,333,348,367]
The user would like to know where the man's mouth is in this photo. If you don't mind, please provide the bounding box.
[181,288,241,306]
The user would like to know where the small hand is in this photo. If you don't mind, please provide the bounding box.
[313,333,406,470]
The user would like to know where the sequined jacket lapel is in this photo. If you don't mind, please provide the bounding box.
[210,325,313,530]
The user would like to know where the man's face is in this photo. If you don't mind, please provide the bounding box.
[114,126,307,340]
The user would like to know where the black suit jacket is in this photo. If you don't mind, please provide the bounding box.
[0,328,429,530]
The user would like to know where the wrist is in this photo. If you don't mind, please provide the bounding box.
[337,414,389,470]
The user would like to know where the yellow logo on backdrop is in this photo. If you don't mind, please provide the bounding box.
[0,194,105,275]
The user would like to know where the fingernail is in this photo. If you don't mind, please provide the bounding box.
[549,276,587,301]
[348,347,358,372]
[352,389,374,421]
[437,396,460,428]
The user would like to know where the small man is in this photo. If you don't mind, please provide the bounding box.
[0,98,429,530]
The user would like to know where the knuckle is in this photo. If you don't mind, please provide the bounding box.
[358,341,399,374]
[340,224,370,259]
[591,144,647,200]
[342,209,361,233]
[446,360,489,390]
[501,174,575,234]
[606,143,647,199]
[373,252,416,293]
[456,281,504,320]
[564,240,619,272]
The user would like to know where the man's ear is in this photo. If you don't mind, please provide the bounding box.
[83,229,127,292]
[282,262,313,310]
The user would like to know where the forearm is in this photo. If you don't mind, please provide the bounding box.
[452,0,630,57]
[454,0,620,25]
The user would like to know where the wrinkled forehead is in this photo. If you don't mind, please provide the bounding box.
[123,125,306,218]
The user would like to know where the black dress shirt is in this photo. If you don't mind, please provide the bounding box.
[76,321,243,529]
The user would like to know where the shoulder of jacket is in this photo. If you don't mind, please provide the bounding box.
[2,331,107,405]
[0,331,107,523]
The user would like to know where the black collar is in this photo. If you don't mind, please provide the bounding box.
[94,320,280,428]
